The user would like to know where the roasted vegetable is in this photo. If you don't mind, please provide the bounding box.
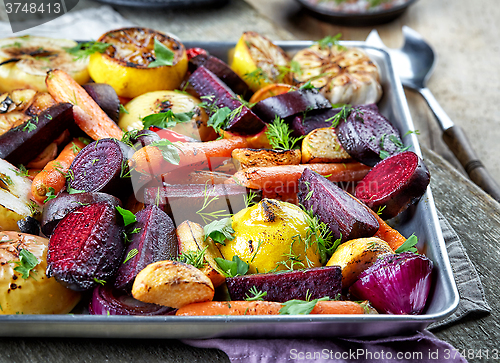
[350,252,433,315]
[114,205,178,292]
[132,260,215,309]
[218,199,321,273]
[355,151,430,219]
[46,202,125,291]
[326,237,393,288]
[0,158,41,231]
[297,168,379,243]
[0,231,81,314]
[301,127,351,163]
[82,83,121,123]
[0,103,74,166]
[176,220,225,288]
[226,266,342,302]
[292,43,382,105]
[232,148,301,170]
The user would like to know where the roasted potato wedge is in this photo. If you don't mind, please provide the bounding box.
[327,237,393,288]
[176,220,226,288]
[302,127,351,164]
[232,148,301,170]
[132,260,215,309]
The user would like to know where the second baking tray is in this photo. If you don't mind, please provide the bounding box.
[0,41,459,339]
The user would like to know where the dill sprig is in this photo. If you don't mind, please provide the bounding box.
[265,116,304,150]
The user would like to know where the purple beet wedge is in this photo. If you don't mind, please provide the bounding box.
[226,266,342,302]
[298,168,379,243]
[188,66,265,135]
[46,202,125,291]
[114,205,178,292]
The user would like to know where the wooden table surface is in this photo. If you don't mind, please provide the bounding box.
[0,0,498,361]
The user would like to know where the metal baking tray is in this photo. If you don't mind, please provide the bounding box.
[0,41,459,339]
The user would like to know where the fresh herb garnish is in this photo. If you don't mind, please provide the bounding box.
[119,104,129,114]
[123,249,139,264]
[148,39,175,67]
[207,107,232,135]
[243,190,259,208]
[403,129,420,137]
[66,41,111,60]
[244,286,268,301]
[13,164,28,177]
[44,187,57,203]
[93,277,106,285]
[265,116,304,150]
[279,296,330,315]
[214,255,249,278]
[376,205,386,215]
[115,206,137,227]
[67,187,85,194]
[10,249,39,279]
[142,110,194,129]
[328,104,352,128]
[316,34,343,49]
[22,116,38,133]
[149,139,181,165]
[395,234,419,254]
[243,68,270,84]
[70,142,82,154]
[203,217,235,245]
[196,183,231,224]
[176,246,208,269]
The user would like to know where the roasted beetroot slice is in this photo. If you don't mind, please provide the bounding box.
[143,183,247,226]
[189,54,252,98]
[47,202,124,291]
[188,66,265,135]
[298,168,379,242]
[226,266,341,302]
[114,205,177,292]
[355,151,430,219]
[252,88,331,123]
[335,105,403,167]
[41,192,122,236]
[291,108,341,137]
[68,138,132,200]
[82,83,120,123]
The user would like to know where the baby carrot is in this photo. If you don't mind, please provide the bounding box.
[31,138,86,203]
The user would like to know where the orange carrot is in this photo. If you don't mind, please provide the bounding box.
[46,69,123,140]
[31,138,86,203]
[131,136,249,176]
[175,300,367,316]
[371,211,407,251]
[227,162,371,192]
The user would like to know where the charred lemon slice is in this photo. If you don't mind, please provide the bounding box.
[231,32,292,92]
[0,36,89,93]
[119,90,216,142]
[292,43,382,105]
[0,231,81,314]
[88,28,188,99]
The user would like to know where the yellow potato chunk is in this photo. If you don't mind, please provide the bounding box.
[302,127,351,163]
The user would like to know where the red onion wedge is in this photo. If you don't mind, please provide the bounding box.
[349,252,433,315]
[89,284,174,316]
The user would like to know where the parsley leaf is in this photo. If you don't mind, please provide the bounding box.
[11,249,39,279]
[207,107,232,135]
[148,39,175,67]
[214,255,249,277]
[279,296,330,315]
[265,115,304,150]
[149,139,181,165]
[203,217,235,245]
[66,41,111,60]
[142,110,194,129]
[115,206,137,227]
[395,234,419,254]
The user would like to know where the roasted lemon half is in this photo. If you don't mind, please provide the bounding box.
[88,28,188,99]
[0,36,89,93]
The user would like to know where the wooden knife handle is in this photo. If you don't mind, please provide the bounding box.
[443,125,500,202]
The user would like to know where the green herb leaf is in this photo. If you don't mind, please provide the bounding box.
[376,205,386,215]
[327,104,352,128]
[149,139,181,165]
[379,150,390,159]
[395,234,419,254]
[265,115,304,150]
[203,217,235,245]
[123,249,139,264]
[44,187,57,203]
[11,249,39,279]
[279,296,329,315]
[244,286,268,301]
[22,117,38,133]
[207,107,232,134]
[148,39,175,67]
[142,110,194,129]
[214,255,249,278]
[176,246,208,269]
[316,34,342,49]
[115,206,137,227]
[66,41,111,60]
[13,164,29,177]
[119,104,129,114]
[67,187,85,194]
[93,277,106,285]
